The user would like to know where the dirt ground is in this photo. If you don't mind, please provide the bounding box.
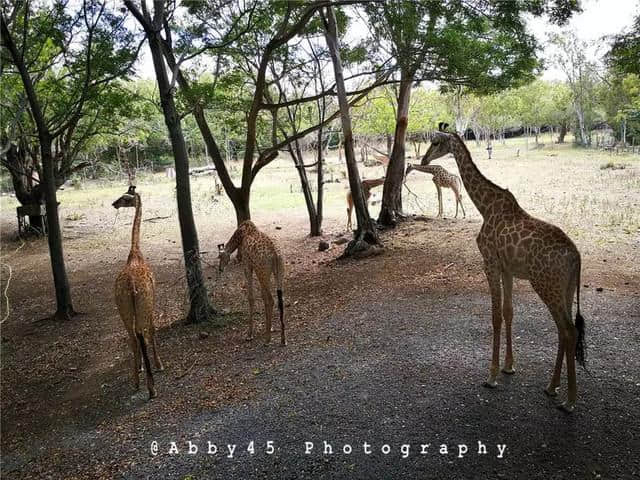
[1,141,639,479]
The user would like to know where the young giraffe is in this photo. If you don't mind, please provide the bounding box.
[218,220,286,345]
[405,163,466,219]
[113,186,163,399]
[422,123,586,413]
[346,177,385,230]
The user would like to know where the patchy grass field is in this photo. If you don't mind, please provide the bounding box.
[1,138,639,479]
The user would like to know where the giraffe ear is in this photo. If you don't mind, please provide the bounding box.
[127,185,136,195]
[218,243,225,251]
[442,123,449,132]
[438,122,444,131]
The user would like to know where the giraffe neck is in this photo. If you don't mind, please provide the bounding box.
[362,178,385,192]
[410,165,439,175]
[224,221,255,254]
[448,134,512,218]
[224,228,243,255]
[128,194,143,262]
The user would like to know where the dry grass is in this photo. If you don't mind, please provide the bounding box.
[1,136,638,258]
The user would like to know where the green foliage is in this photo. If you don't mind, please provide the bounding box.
[606,14,640,75]
[363,0,578,93]
[2,0,140,184]
[353,88,397,135]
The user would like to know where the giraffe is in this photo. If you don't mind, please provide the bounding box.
[346,177,385,230]
[113,186,163,399]
[405,163,466,219]
[218,220,286,345]
[421,123,586,413]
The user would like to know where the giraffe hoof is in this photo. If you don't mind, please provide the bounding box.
[544,387,559,397]
[501,367,516,375]
[245,336,253,342]
[148,389,157,400]
[483,380,498,389]
[557,402,575,414]
[156,365,165,372]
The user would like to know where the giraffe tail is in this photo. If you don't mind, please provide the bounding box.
[574,258,587,369]
[274,255,285,345]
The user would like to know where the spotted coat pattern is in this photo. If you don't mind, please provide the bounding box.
[219,221,286,345]
[346,177,385,230]
[405,163,466,218]
[421,131,585,412]
[113,191,163,399]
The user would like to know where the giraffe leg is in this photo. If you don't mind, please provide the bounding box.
[459,194,466,218]
[435,184,443,218]
[133,290,157,399]
[501,272,515,374]
[544,329,564,397]
[151,323,164,371]
[561,323,578,413]
[482,260,503,388]
[137,332,156,399]
[137,341,143,372]
[245,265,255,341]
[126,330,141,391]
[532,278,577,412]
[258,274,274,345]
[452,187,459,218]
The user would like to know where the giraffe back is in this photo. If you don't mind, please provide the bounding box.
[241,227,284,285]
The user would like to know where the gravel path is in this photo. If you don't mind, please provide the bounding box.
[107,289,640,479]
[2,218,639,479]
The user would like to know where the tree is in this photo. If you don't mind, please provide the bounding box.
[600,72,640,146]
[548,81,573,143]
[1,0,139,319]
[514,79,555,145]
[549,31,601,146]
[322,4,380,257]
[604,14,640,145]
[271,34,333,236]
[444,85,481,139]
[159,1,391,228]
[124,0,216,324]
[366,0,579,227]
[606,13,640,75]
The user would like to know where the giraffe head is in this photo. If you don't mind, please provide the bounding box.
[405,164,415,176]
[421,123,455,165]
[218,243,230,272]
[112,185,138,209]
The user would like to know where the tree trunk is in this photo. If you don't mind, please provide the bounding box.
[378,74,412,227]
[1,14,75,318]
[41,139,75,318]
[314,124,324,237]
[575,103,588,146]
[386,134,393,156]
[323,6,380,257]
[160,40,248,225]
[289,141,319,236]
[231,191,251,225]
[147,31,215,324]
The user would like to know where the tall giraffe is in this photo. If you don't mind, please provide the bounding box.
[218,220,286,345]
[346,177,385,230]
[405,163,466,218]
[113,186,163,399]
[422,123,586,413]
